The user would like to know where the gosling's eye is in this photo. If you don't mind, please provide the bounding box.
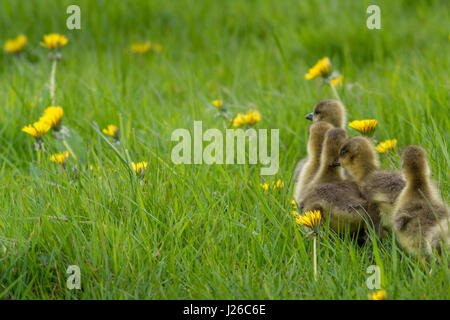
[340,149,347,156]
[314,111,320,115]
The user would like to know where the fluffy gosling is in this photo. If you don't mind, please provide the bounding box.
[294,121,334,203]
[300,129,368,233]
[294,99,347,198]
[338,136,406,236]
[393,145,449,258]
[305,99,347,129]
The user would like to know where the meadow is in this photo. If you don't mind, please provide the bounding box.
[0,0,449,299]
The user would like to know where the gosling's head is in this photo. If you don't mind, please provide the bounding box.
[401,145,430,182]
[307,121,334,156]
[338,136,380,181]
[305,99,346,128]
[322,128,348,167]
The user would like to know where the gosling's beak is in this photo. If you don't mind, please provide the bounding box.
[305,112,313,121]
[332,158,341,167]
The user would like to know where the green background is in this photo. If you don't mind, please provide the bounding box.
[0,0,448,299]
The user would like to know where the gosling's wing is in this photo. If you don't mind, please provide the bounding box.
[363,171,406,204]
[308,182,368,212]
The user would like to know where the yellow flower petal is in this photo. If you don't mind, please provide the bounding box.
[305,57,331,80]
[376,139,397,153]
[294,210,322,229]
[132,161,148,175]
[22,120,51,138]
[102,125,119,138]
[232,113,246,127]
[211,100,224,108]
[233,110,262,127]
[4,35,27,53]
[40,34,68,50]
[368,290,387,300]
[50,151,69,164]
[273,179,284,190]
[260,182,269,191]
[331,75,344,87]
[348,119,378,134]
[244,110,262,125]
[40,106,63,128]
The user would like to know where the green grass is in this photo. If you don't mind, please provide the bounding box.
[0,0,449,299]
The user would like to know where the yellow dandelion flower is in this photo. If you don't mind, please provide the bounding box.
[291,200,297,208]
[376,139,397,153]
[211,99,224,108]
[40,33,68,50]
[348,119,378,135]
[273,179,284,190]
[331,75,344,87]
[368,290,387,300]
[131,42,151,54]
[50,151,69,164]
[4,35,27,53]
[294,210,322,229]
[102,124,119,138]
[243,110,262,125]
[132,161,148,175]
[22,121,51,138]
[305,57,331,80]
[232,113,246,127]
[40,106,63,129]
[233,110,262,127]
[260,182,269,191]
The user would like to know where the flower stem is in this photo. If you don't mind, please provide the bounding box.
[329,82,341,101]
[313,236,318,281]
[62,140,77,161]
[49,59,57,105]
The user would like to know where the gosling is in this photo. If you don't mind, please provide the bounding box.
[338,137,406,236]
[393,145,449,258]
[300,128,368,233]
[294,121,334,204]
[294,99,347,196]
[305,99,347,128]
